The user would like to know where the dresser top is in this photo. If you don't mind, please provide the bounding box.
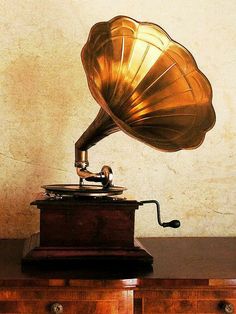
[0,237,235,288]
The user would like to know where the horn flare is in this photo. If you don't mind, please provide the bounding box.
[79,15,215,152]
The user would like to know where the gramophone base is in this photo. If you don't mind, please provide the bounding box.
[22,233,153,268]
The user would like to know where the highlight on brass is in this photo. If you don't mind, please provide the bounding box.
[75,15,215,182]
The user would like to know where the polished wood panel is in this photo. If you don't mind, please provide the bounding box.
[0,238,236,313]
[23,197,155,266]
[0,301,117,314]
[197,299,236,313]
[134,289,236,314]
[0,289,133,314]
[33,197,139,248]
[139,237,236,281]
[1,238,236,284]
[134,290,197,314]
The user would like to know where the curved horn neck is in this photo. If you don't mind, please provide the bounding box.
[75,109,118,168]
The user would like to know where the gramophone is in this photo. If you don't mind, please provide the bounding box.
[22,16,215,266]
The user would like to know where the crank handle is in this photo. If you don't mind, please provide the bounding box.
[139,200,180,228]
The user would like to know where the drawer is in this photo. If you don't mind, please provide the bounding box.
[0,288,133,314]
[197,289,236,313]
[135,289,236,314]
[135,289,197,313]
[0,301,117,313]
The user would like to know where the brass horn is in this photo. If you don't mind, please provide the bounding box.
[75,16,215,186]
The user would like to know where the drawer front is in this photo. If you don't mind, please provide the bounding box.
[135,289,197,313]
[135,289,236,314]
[0,301,117,314]
[0,288,133,314]
[197,289,236,313]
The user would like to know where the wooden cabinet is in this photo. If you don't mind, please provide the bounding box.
[0,238,235,313]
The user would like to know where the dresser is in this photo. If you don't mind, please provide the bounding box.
[0,238,235,313]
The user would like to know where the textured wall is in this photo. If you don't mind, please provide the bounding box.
[0,0,235,238]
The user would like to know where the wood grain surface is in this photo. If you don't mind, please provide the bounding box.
[0,238,235,313]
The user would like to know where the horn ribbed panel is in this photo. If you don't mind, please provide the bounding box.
[80,16,215,152]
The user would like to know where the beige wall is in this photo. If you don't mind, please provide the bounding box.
[0,0,235,238]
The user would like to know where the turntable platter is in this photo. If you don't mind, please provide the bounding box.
[42,184,126,197]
